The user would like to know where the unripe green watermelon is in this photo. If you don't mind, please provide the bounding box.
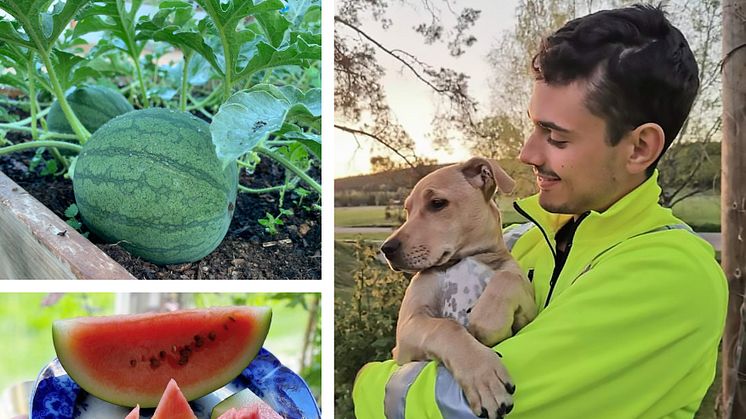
[47,85,134,134]
[72,108,238,265]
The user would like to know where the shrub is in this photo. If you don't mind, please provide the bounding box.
[334,241,409,418]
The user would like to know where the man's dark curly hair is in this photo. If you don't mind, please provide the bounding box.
[532,4,699,175]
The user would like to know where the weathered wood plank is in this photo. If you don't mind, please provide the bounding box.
[0,171,135,279]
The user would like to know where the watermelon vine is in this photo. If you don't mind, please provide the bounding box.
[0,0,321,261]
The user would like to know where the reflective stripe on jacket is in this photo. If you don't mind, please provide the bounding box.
[353,171,727,419]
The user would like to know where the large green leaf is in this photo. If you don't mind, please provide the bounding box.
[193,0,284,76]
[211,90,288,167]
[236,34,320,81]
[74,0,144,56]
[210,85,321,167]
[0,0,91,51]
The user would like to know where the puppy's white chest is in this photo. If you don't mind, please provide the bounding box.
[437,258,494,327]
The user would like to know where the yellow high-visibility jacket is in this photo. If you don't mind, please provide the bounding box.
[353,172,727,419]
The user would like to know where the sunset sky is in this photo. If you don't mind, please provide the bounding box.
[334,1,521,178]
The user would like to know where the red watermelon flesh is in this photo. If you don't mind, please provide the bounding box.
[152,379,197,419]
[52,306,272,408]
[211,388,282,419]
[124,405,140,419]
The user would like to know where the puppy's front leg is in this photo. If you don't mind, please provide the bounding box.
[468,261,538,347]
[395,272,515,418]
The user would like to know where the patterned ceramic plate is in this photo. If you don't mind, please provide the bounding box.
[30,348,320,419]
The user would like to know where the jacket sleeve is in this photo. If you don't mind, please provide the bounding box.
[352,232,727,419]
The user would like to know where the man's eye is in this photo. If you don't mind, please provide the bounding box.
[430,199,448,210]
[548,137,568,148]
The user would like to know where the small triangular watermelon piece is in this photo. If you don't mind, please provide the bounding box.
[124,405,140,419]
[211,389,282,419]
[152,379,197,419]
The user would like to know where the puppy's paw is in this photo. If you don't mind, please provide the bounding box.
[451,346,515,419]
[467,305,513,347]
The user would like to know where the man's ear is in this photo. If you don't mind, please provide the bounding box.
[461,157,516,200]
[626,123,665,175]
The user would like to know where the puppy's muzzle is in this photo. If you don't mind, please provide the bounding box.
[380,238,401,260]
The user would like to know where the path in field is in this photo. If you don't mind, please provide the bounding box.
[335,227,722,252]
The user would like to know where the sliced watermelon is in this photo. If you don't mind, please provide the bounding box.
[125,404,140,419]
[152,379,197,419]
[52,306,272,407]
[211,389,282,419]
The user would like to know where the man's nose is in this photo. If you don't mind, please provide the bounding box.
[519,131,542,167]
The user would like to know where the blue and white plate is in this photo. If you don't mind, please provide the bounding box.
[30,348,320,419]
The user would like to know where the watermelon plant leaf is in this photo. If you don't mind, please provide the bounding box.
[235,33,320,82]
[210,90,290,167]
[192,0,284,98]
[254,8,291,48]
[284,131,320,158]
[75,0,149,106]
[64,203,79,218]
[0,0,91,51]
[283,0,320,28]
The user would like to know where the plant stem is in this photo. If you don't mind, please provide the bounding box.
[26,53,38,140]
[38,53,91,144]
[0,123,78,139]
[256,145,321,193]
[238,184,287,194]
[180,52,192,112]
[133,56,150,108]
[186,88,222,111]
[0,140,83,155]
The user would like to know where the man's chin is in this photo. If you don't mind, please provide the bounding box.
[538,195,573,215]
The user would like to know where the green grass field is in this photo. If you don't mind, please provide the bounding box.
[336,194,721,236]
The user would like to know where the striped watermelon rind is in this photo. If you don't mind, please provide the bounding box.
[72,108,238,265]
[47,85,134,135]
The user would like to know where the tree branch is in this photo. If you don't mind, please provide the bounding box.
[335,16,449,94]
[334,124,418,169]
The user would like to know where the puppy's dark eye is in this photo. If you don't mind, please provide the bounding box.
[430,199,448,211]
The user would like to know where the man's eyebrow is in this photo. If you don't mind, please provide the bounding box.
[526,109,572,133]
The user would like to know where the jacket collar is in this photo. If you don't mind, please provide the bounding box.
[514,171,673,247]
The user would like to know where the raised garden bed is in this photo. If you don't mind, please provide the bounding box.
[0,150,320,279]
[0,0,321,279]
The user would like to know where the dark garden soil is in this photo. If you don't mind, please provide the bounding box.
[0,131,321,280]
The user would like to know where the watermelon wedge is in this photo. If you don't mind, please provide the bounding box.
[211,389,282,419]
[52,306,272,408]
[152,379,197,419]
[125,405,140,419]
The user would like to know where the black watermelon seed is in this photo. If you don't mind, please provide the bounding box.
[150,357,160,368]
[228,316,236,322]
[159,351,166,359]
[130,360,136,367]
[208,331,216,341]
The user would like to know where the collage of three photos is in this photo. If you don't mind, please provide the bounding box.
[0,0,742,418]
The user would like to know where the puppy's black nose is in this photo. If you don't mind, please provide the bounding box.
[380,239,401,257]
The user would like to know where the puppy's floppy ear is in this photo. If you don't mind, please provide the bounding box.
[461,157,515,200]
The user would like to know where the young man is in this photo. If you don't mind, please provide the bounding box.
[352,4,727,419]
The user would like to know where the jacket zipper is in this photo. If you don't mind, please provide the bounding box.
[513,202,590,307]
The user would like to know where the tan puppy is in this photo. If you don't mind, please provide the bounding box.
[381,157,537,418]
